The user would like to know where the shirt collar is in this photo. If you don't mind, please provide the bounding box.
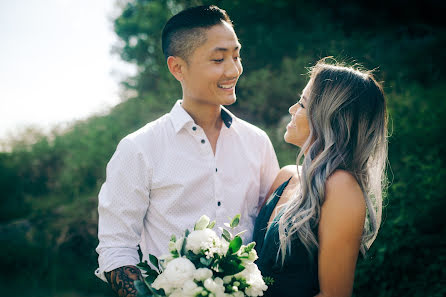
[170,100,234,133]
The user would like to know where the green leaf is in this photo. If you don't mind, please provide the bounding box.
[200,257,212,267]
[222,229,232,242]
[170,234,176,242]
[263,276,275,286]
[207,220,216,229]
[149,254,159,269]
[228,236,242,254]
[230,214,241,228]
[134,280,150,297]
[180,237,188,257]
[144,270,159,284]
[234,230,247,238]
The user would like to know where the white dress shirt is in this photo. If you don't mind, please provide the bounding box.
[95,100,279,281]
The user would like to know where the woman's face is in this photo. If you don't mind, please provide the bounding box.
[284,81,311,147]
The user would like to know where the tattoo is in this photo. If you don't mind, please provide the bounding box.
[105,265,142,297]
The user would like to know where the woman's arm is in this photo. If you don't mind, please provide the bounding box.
[315,170,366,297]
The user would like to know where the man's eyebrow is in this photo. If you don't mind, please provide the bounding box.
[212,45,241,52]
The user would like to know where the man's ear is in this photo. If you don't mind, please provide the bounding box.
[167,56,186,82]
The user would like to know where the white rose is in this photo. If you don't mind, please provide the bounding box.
[194,215,211,230]
[194,268,213,281]
[163,257,196,289]
[186,229,220,254]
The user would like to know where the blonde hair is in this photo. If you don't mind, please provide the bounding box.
[277,58,388,264]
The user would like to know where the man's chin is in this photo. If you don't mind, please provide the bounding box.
[220,95,237,106]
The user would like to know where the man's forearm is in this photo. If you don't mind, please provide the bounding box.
[105,265,142,297]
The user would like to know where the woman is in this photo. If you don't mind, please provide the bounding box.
[253,58,388,297]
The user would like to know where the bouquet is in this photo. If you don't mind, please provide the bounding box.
[135,214,271,297]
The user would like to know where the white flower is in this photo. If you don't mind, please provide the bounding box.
[168,239,177,253]
[194,268,213,281]
[152,274,174,294]
[169,289,184,297]
[154,257,196,292]
[182,279,204,297]
[186,228,220,254]
[194,215,210,230]
[232,292,244,297]
[204,277,226,295]
[175,236,185,254]
[223,275,233,284]
[235,263,267,297]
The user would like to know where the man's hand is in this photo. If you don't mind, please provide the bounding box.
[105,265,143,297]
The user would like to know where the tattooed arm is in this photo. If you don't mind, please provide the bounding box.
[105,265,143,297]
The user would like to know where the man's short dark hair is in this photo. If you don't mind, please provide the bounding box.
[161,5,233,61]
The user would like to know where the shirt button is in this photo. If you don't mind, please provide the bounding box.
[215,168,218,172]
[192,126,197,131]
[217,201,221,206]
[201,139,205,144]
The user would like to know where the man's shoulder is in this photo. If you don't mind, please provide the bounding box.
[126,113,172,141]
[232,116,269,140]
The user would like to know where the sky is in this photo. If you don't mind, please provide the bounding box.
[0,0,135,142]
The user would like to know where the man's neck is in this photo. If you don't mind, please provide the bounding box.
[181,99,223,132]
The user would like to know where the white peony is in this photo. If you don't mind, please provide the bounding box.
[153,257,196,293]
[186,228,220,254]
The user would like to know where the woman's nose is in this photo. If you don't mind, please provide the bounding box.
[289,103,298,114]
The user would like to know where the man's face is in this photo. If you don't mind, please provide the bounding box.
[181,22,243,106]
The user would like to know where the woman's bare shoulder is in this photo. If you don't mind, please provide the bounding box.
[324,169,365,214]
[269,165,299,192]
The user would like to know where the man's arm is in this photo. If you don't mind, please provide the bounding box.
[105,265,143,297]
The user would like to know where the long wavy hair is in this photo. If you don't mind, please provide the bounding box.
[277,58,388,264]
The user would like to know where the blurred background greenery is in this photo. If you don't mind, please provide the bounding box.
[1,0,445,296]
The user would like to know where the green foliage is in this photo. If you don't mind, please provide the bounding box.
[0,1,444,296]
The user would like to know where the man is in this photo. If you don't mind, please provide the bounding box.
[95,5,279,297]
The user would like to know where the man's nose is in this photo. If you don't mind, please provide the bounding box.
[225,59,242,78]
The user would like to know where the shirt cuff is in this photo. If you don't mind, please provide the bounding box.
[95,247,140,283]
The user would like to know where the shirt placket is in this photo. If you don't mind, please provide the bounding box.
[214,127,227,223]
[189,122,218,210]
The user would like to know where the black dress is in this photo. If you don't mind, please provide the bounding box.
[253,179,319,297]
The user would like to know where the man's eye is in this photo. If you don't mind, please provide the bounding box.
[213,59,224,63]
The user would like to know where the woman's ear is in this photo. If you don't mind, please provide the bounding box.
[167,56,186,82]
